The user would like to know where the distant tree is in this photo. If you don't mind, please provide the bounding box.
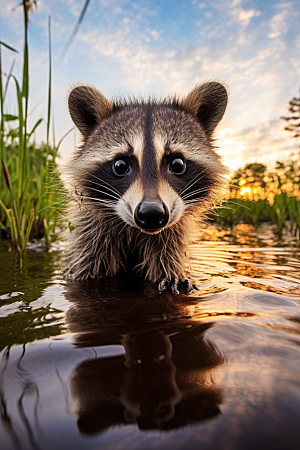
[233,163,267,187]
[281,88,300,139]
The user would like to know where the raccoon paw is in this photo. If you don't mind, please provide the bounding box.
[158,277,179,294]
[158,278,198,295]
[158,277,171,294]
[181,279,199,294]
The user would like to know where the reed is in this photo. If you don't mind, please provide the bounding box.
[0,1,68,252]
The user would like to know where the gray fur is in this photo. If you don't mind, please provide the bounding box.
[64,82,229,283]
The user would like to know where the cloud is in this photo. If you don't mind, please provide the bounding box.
[1,0,299,169]
[43,0,300,165]
[218,119,299,171]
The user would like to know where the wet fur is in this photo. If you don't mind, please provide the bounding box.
[64,82,229,283]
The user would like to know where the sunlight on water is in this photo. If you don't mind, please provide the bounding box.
[0,223,300,450]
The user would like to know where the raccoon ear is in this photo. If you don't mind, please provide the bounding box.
[68,85,113,138]
[182,82,228,136]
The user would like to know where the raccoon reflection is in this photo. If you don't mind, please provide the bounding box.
[65,282,224,432]
[64,82,229,292]
[70,324,224,433]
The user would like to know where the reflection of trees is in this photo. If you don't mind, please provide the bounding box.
[0,347,42,450]
[0,305,63,351]
[0,244,64,449]
[65,281,224,433]
[0,244,64,351]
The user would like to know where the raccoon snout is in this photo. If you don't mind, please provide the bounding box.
[134,199,169,231]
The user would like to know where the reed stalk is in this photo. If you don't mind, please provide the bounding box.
[0,1,68,252]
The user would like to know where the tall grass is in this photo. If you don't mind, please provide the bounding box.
[0,1,68,252]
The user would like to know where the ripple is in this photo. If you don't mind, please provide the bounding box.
[187,224,300,299]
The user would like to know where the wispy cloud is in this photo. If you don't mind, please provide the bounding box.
[0,0,299,168]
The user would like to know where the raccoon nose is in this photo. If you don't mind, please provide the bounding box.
[134,200,169,231]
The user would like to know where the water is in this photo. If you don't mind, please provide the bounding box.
[1,223,300,450]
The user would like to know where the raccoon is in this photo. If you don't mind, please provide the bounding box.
[64,81,228,293]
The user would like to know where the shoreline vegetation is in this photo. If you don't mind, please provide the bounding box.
[210,158,300,239]
[1,1,300,255]
[0,2,69,253]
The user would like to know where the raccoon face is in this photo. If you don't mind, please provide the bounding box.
[68,82,228,234]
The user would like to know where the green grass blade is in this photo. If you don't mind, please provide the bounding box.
[54,127,74,159]
[1,158,12,192]
[3,59,16,101]
[11,75,24,198]
[24,208,34,249]
[3,114,18,122]
[21,2,29,100]
[43,217,50,245]
[0,45,4,167]
[11,214,21,252]
[27,118,43,140]
[0,41,18,53]
[60,0,91,58]
[47,16,52,145]
[0,200,17,248]
[21,1,30,186]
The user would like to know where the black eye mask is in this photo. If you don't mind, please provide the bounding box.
[84,156,139,204]
[160,157,215,202]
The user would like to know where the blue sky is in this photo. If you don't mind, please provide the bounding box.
[0,0,299,170]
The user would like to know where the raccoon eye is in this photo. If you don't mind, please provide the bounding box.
[113,158,130,176]
[169,156,186,175]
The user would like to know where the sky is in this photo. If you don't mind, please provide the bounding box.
[0,0,299,171]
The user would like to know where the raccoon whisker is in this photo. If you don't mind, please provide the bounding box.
[37,197,71,213]
[182,187,209,200]
[81,185,120,201]
[185,197,209,206]
[79,195,118,207]
[46,191,70,198]
[83,182,121,199]
[205,211,220,217]
[225,200,251,211]
[84,199,117,207]
[44,197,70,206]
[212,204,235,211]
[44,193,70,202]
[182,193,209,203]
[78,193,118,204]
[179,169,207,196]
[88,173,122,198]
[84,182,121,200]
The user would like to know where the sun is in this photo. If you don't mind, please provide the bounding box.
[239,186,252,196]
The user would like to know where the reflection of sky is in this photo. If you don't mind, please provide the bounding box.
[0,0,299,170]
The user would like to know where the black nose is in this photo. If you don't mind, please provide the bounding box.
[134,200,169,231]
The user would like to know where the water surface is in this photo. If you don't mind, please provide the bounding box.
[1,223,300,450]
